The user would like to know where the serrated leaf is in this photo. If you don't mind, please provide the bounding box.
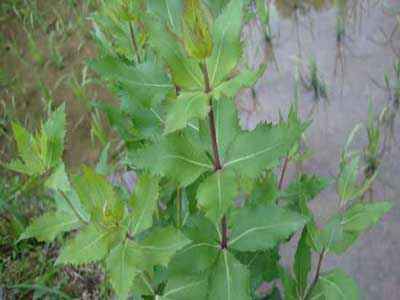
[212,65,267,100]
[106,240,146,300]
[19,211,80,242]
[41,104,66,167]
[73,167,124,225]
[196,169,238,223]
[57,224,124,265]
[162,273,209,300]
[337,156,361,202]
[129,174,159,235]
[326,201,392,254]
[311,269,360,300]
[182,0,213,59]
[45,163,71,192]
[130,133,213,186]
[293,228,311,298]
[207,0,244,85]
[208,251,251,300]
[148,0,183,33]
[283,174,330,213]
[8,122,44,175]
[165,92,209,134]
[341,201,392,232]
[229,204,307,252]
[137,226,190,268]
[147,20,204,90]
[90,57,173,108]
[224,122,304,178]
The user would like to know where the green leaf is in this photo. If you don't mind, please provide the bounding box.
[147,20,204,90]
[283,174,330,213]
[208,251,251,300]
[196,169,238,223]
[279,267,297,300]
[130,133,213,186]
[162,273,208,300]
[41,104,66,167]
[224,122,304,178]
[19,211,80,242]
[106,241,146,300]
[337,156,361,202]
[341,201,392,232]
[137,226,190,268]
[182,0,213,59]
[8,122,44,175]
[311,269,360,300]
[293,228,311,298]
[148,0,183,33]
[207,0,244,86]
[165,92,209,134]
[90,57,173,108]
[57,224,124,265]
[45,163,71,192]
[327,201,392,254]
[212,66,267,100]
[129,174,159,235]
[73,167,124,225]
[229,204,307,252]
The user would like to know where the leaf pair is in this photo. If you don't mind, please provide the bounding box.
[164,205,306,299]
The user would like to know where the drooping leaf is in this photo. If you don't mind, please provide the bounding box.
[310,269,360,300]
[293,228,311,298]
[90,57,173,108]
[208,251,251,300]
[19,211,80,242]
[129,174,159,235]
[196,169,238,223]
[228,204,307,252]
[207,0,244,86]
[165,92,209,134]
[57,224,125,265]
[73,167,124,225]
[130,133,213,186]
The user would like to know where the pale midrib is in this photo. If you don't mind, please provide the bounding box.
[320,276,346,299]
[211,19,234,85]
[163,154,213,169]
[132,192,155,235]
[224,143,283,168]
[126,79,173,88]
[223,251,232,300]
[229,222,300,246]
[137,241,188,251]
[163,279,207,297]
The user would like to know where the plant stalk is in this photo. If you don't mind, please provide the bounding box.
[199,61,222,171]
[278,156,289,190]
[128,21,141,63]
[304,248,326,300]
[220,215,228,249]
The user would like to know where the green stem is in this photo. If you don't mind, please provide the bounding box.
[176,188,181,228]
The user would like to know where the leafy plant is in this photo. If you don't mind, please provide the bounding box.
[6,0,392,299]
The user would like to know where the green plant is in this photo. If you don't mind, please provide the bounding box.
[6,1,392,299]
